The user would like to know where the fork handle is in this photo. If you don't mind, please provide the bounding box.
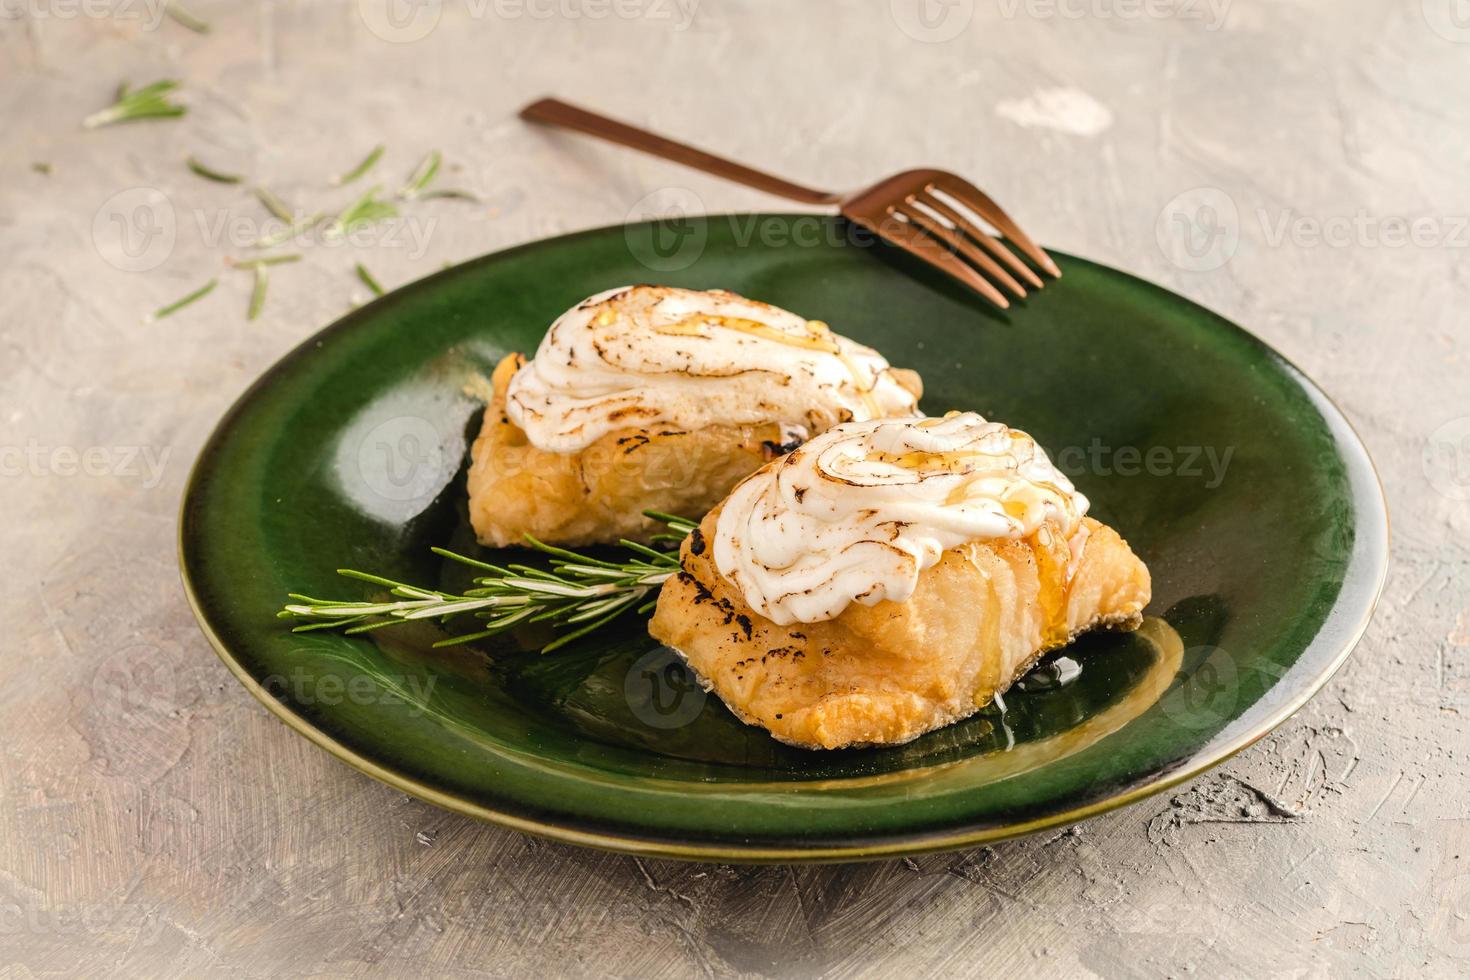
[520,97,841,207]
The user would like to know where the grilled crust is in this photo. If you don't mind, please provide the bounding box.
[648,507,1152,750]
[467,354,923,547]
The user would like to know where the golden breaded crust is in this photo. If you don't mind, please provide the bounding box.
[468,354,792,547]
[648,508,1151,750]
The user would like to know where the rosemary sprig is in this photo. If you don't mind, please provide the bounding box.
[325,185,399,238]
[278,512,699,653]
[355,262,384,296]
[187,155,243,183]
[331,145,385,186]
[150,278,217,320]
[165,1,210,33]
[83,80,185,129]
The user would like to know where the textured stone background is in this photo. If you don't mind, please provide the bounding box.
[2,1,1468,976]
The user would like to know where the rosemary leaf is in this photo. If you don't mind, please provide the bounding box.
[150,278,217,320]
[247,265,268,321]
[165,1,210,33]
[400,150,441,199]
[187,155,243,184]
[355,262,384,297]
[418,188,480,202]
[83,79,185,129]
[331,144,385,186]
[230,253,302,270]
[254,185,295,223]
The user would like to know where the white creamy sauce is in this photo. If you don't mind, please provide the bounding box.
[505,286,920,453]
[712,413,1090,626]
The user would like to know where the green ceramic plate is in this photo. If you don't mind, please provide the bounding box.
[180,214,1387,862]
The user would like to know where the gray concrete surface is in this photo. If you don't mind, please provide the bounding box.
[2,1,1467,976]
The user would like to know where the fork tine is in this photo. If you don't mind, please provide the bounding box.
[854,213,1010,309]
[913,189,1043,290]
[930,173,1061,279]
[897,200,1028,299]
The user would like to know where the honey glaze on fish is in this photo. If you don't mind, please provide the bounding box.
[505,286,921,453]
[712,412,1091,626]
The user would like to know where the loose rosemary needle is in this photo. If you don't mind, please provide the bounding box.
[400,150,441,199]
[278,512,699,653]
[164,1,210,33]
[83,80,186,129]
[150,278,217,320]
[247,265,269,321]
[331,145,385,186]
[187,155,242,184]
[355,262,384,296]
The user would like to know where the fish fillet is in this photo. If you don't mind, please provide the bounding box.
[649,507,1151,749]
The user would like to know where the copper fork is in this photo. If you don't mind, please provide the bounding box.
[520,97,1059,309]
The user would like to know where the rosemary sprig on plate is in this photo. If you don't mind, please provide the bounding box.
[278,512,698,653]
[83,80,186,129]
